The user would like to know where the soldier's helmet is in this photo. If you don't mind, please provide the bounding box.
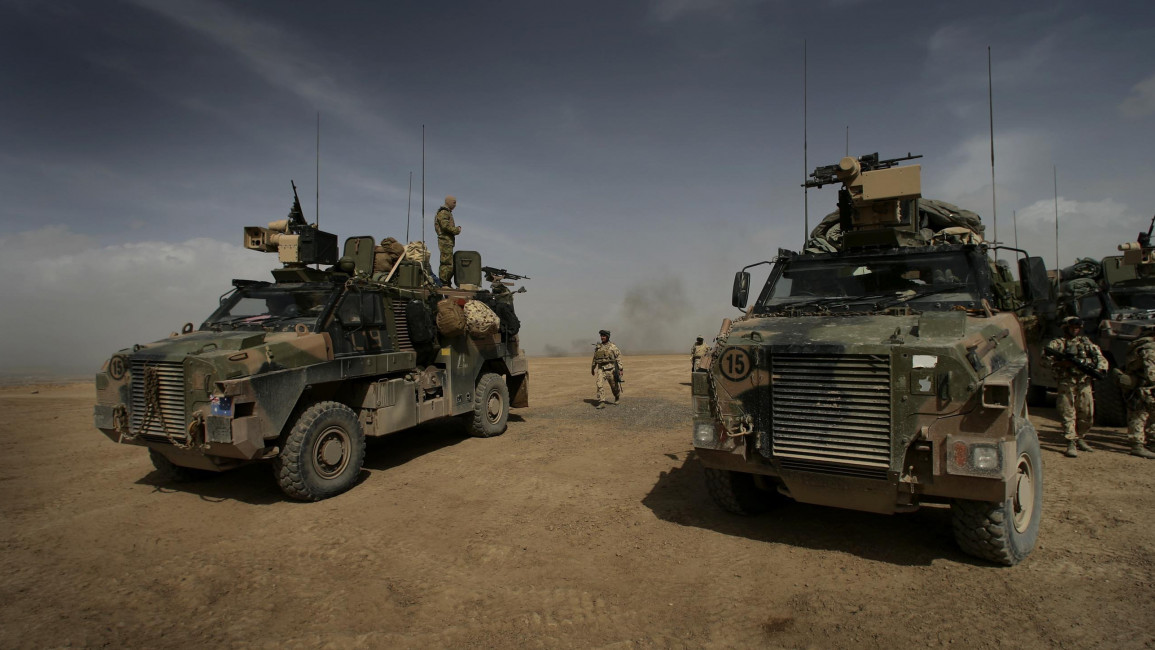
[599,329,610,338]
[1063,316,1083,328]
[696,336,704,342]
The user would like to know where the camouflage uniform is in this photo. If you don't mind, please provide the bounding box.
[691,340,709,371]
[1124,338,1155,458]
[1045,333,1108,446]
[591,335,623,407]
[434,201,461,285]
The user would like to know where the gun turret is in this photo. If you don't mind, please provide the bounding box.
[244,180,339,267]
[805,153,925,249]
[482,266,530,282]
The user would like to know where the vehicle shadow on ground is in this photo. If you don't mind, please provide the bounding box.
[135,464,286,505]
[134,419,475,504]
[641,452,986,567]
[362,418,471,472]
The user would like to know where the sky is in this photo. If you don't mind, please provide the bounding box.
[2,0,1154,376]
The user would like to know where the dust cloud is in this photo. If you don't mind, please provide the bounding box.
[614,276,691,354]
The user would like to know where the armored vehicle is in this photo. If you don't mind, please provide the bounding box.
[94,186,529,501]
[1026,221,1155,425]
[692,154,1051,565]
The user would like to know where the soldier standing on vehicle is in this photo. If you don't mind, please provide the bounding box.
[691,336,709,371]
[434,195,462,285]
[591,329,623,409]
[1121,337,1155,459]
[1045,316,1109,458]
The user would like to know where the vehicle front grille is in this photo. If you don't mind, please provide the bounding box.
[771,352,892,480]
[392,300,414,351]
[129,360,187,440]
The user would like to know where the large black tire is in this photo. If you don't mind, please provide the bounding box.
[467,373,509,438]
[274,401,366,501]
[704,467,774,515]
[1093,378,1127,427]
[148,449,214,482]
[950,418,1043,566]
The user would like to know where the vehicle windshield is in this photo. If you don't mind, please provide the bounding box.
[203,283,337,331]
[753,249,984,314]
[1109,289,1155,311]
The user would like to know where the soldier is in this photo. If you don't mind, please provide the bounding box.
[434,195,462,285]
[1121,337,1155,459]
[1045,316,1109,458]
[691,336,709,371]
[591,329,623,409]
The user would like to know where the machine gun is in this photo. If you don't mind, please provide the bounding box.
[1138,214,1155,250]
[804,152,923,189]
[1043,347,1106,381]
[482,266,530,282]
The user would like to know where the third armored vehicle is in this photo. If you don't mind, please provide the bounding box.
[93,185,529,500]
[692,154,1050,565]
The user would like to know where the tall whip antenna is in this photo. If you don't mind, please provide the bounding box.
[803,39,809,246]
[1054,166,1060,288]
[406,171,413,242]
[1013,209,1019,249]
[988,46,997,263]
[421,125,426,245]
[315,112,320,227]
[845,125,849,157]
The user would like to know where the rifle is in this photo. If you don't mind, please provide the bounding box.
[482,266,530,281]
[1043,347,1106,381]
[288,180,308,229]
[1138,214,1155,249]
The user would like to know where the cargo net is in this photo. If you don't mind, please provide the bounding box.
[805,198,986,253]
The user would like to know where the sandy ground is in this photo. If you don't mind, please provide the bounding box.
[2,355,1154,648]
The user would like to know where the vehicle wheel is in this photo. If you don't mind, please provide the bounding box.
[704,467,774,515]
[274,401,365,501]
[1026,383,1049,408]
[467,373,509,438]
[1093,378,1127,427]
[950,418,1043,566]
[148,449,213,482]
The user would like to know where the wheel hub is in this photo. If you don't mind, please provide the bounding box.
[1012,452,1035,533]
[313,426,350,479]
[487,392,503,423]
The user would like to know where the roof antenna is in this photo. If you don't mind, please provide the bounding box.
[987,47,997,262]
[803,39,809,247]
[1054,165,1060,290]
[1013,209,1019,249]
[315,112,321,228]
[406,171,413,242]
[421,124,426,246]
[845,125,849,157]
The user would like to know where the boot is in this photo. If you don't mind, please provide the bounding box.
[1076,439,1095,452]
[1131,444,1155,459]
[595,402,605,410]
[1064,442,1079,458]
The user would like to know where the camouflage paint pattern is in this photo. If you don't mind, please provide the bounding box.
[94,248,528,474]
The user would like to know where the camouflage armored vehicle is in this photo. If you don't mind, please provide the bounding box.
[692,154,1051,565]
[1026,221,1155,425]
[94,186,529,501]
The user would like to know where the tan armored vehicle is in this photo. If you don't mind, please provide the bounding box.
[94,185,529,500]
[693,154,1051,564]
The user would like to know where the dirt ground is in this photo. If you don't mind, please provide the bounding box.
[2,355,1154,648]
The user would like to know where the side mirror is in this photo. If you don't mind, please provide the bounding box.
[1018,257,1053,306]
[732,271,751,309]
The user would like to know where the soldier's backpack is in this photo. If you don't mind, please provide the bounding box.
[405,299,437,344]
[373,237,405,273]
[435,298,466,338]
[463,300,501,338]
[473,291,521,336]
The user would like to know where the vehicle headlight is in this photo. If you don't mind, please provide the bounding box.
[694,421,716,447]
[972,445,1001,471]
